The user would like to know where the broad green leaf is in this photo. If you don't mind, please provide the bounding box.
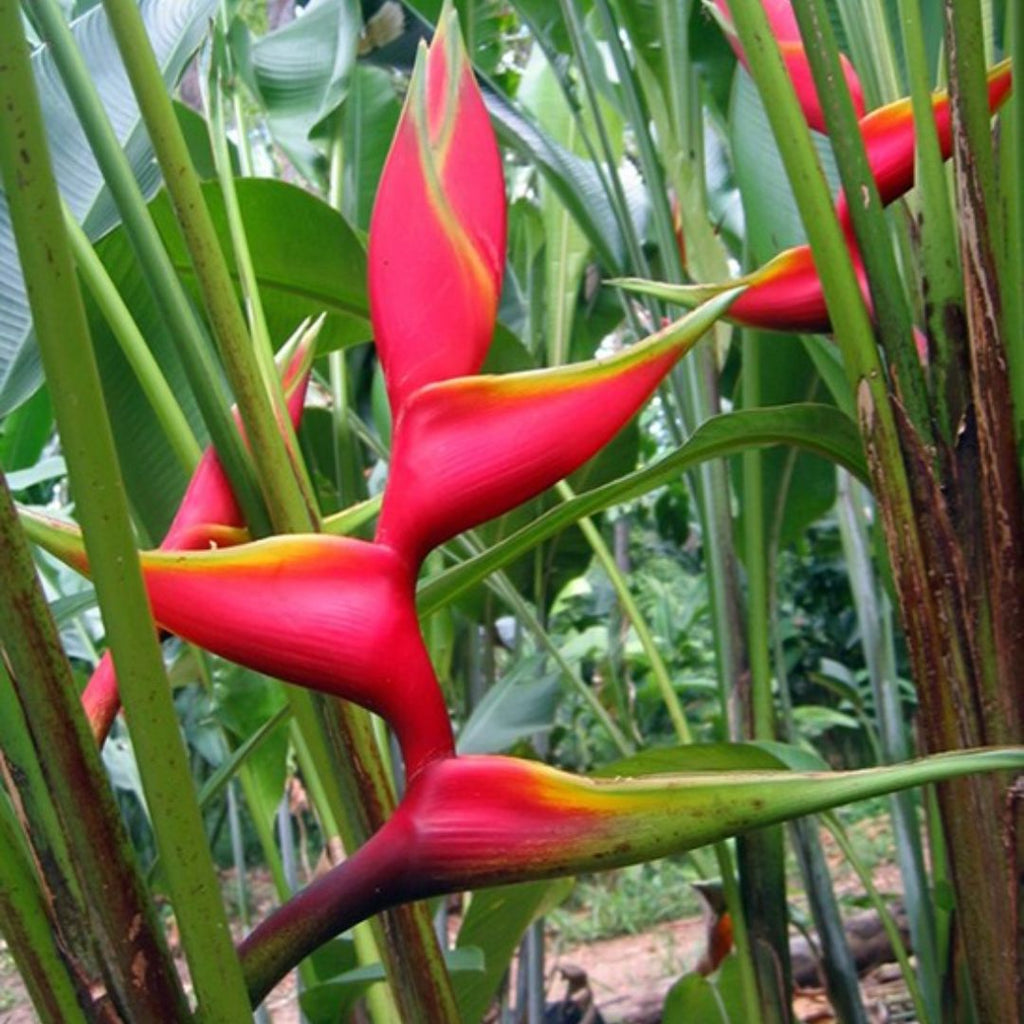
[233,0,362,185]
[487,87,629,271]
[150,179,370,352]
[0,0,218,415]
[454,878,573,1024]
[0,387,53,472]
[338,65,401,229]
[730,69,840,259]
[419,404,868,614]
[456,654,562,754]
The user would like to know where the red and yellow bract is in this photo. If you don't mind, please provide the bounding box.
[46,4,737,782]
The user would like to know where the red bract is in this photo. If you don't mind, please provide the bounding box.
[81,334,316,742]
[377,290,738,563]
[713,0,865,132]
[369,5,505,416]
[835,59,1012,226]
[619,65,1012,335]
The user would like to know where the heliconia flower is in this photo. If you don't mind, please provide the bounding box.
[376,290,740,564]
[81,329,317,742]
[835,59,1012,226]
[615,63,1013,335]
[239,746,1024,1005]
[368,0,506,417]
[29,10,738,779]
[711,0,865,133]
[614,247,862,335]
[33,517,455,777]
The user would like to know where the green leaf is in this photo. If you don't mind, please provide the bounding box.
[486,85,630,271]
[663,954,746,1023]
[233,0,362,185]
[301,947,485,1023]
[456,654,562,755]
[420,404,868,614]
[150,179,370,352]
[730,68,839,260]
[519,44,599,365]
[338,64,401,229]
[0,0,218,415]
[454,878,573,1024]
[0,387,53,471]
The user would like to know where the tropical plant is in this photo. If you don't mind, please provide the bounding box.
[0,1,1021,1022]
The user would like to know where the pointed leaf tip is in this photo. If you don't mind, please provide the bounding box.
[369,7,506,416]
[377,293,737,562]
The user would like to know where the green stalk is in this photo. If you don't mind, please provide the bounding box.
[556,481,691,743]
[207,38,275,378]
[0,664,102,991]
[741,333,772,741]
[0,11,251,1017]
[554,0,649,277]
[102,0,317,533]
[63,203,202,474]
[0,796,90,1023]
[101,2,457,1015]
[896,0,968,443]
[792,0,930,440]
[0,478,189,1019]
[788,818,870,1024]
[206,45,321,522]
[835,470,940,1019]
[593,0,680,285]
[823,813,930,1024]
[29,0,270,535]
[945,0,1001,251]
[724,0,942,744]
[737,329,792,1023]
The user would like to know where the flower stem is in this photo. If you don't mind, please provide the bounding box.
[62,201,202,473]
[102,0,318,534]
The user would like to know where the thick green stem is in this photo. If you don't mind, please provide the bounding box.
[102,0,317,534]
[737,328,792,1022]
[0,479,189,1020]
[896,0,969,443]
[792,0,930,439]
[0,10,251,1017]
[0,797,90,1024]
[1007,2,1024,468]
[63,203,202,474]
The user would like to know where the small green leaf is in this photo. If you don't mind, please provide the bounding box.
[454,879,572,1024]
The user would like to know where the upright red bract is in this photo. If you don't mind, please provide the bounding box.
[713,0,864,132]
